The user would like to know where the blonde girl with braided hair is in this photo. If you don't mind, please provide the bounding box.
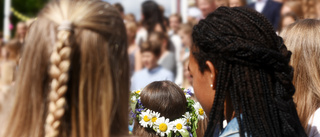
[2,0,129,137]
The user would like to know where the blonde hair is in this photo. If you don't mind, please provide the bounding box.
[280,19,320,135]
[4,1,129,137]
[179,23,193,35]
[125,21,138,39]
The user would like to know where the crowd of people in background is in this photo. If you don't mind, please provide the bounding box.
[0,0,319,136]
[110,0,320,91]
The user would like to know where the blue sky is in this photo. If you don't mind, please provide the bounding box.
[105,0,171,21]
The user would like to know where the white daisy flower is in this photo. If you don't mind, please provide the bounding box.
[150,110,160,124]
[131,96,137,102]
[183,112,192,124]
[139,109,152,127]
[154,117,173,137]
[172,118,187,133]
[193,102,205,120]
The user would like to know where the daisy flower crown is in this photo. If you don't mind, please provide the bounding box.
[130,88,206,137]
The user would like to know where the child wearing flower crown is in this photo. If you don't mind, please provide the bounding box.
[130,80,206,137]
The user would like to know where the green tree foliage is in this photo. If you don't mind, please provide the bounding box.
[1,0,48,33]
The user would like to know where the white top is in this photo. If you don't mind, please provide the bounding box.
[169,33,183,85]
[135,28,148,46]
[255,0,267,13]
[308,108,320,137]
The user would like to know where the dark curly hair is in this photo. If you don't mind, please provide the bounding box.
[192,7,307,137]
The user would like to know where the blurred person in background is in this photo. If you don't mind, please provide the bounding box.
[168,14,182,36]
[198,0,216,18]
[168,13,183,85]
[280,19,320,137]
[178,23,193,62]
[14,22,27,44]
[131,42,174,90]
[316,0,320,19]
[182,58,193,90]
[113,3,125,19]
[148,32,176,78]
[278,12,298,33]
[135,0,166,46]
[126,21,142,77]
[229,0,247,7]
[2,1,131,137]
[187,7,202,26]
[0,32,3,47]
[249,0,282,30]
[302,0,317,18]
[1,39,22,64]
[125,13,137,23]
[281,1,304,19]
[215,0,229,7]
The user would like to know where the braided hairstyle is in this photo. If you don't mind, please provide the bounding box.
[4,1,129,137]
[192,7,307,137]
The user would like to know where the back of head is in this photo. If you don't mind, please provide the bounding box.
[192,7,306,137]
[5,1,129,137]
[148,31,168,49]
[133,81,187,136]
[140,42,161,57]
[113,3,124,13]
[3,39,22,60]
[142,0,166,33]
[280,19,320,134]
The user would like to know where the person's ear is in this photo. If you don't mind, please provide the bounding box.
[205,60,217,89]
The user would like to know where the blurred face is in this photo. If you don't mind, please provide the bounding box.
[16,23,27,38]
[178,30,192,48]
[215,0,228,7]
[141,51,159,69]
[169,16,181,33]
[281,5,291,16]
[282,16,295,29]
[317,3,320,18]
[188,49,215,114]
[198,0,216,18]
[126,26,135,41]
[229,0,242,7]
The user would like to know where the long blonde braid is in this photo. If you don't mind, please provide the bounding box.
[45,21,73,137]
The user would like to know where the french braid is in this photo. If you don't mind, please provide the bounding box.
[45,22,73,137]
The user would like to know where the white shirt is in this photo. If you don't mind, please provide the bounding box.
[135,28,148,46]
[308,108,320,137]
[255,0,267,13]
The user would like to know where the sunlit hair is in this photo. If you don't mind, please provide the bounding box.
[126,21,138,40]
[280,19,320,135]
[179,23,193,35]
[3,39,22,62]
[3,1,129,137]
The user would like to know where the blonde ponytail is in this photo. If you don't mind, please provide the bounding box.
[45,22,73,137]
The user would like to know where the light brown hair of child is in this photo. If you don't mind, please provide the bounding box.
[3,1,129,137]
